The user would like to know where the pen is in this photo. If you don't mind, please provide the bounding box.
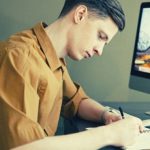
[118,106,124,119]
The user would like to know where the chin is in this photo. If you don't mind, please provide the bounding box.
[69,55,83,61]
[71,57,81,61]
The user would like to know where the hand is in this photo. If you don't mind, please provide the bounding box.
[102,111,122,125]
[107,117,144,147]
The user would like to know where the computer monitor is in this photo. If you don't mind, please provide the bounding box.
[129,2,150,94]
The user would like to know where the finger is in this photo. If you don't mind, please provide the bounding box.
[112,115,122,122]
[139,123,144,133]
[115,115,122,120]
[106,118,113,125]
[134,117,144,133]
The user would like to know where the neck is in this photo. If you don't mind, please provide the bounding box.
[45,18,69,58]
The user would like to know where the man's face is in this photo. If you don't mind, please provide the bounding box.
[66,14,118,60]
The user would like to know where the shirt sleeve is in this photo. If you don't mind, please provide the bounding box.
[0,45,45,149]
[62,66,89,118]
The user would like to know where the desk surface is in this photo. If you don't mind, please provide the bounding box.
[73,101,150,150]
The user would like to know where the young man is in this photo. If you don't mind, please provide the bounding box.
[0,0,143,149]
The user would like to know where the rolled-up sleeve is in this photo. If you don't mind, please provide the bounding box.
[62,67,89,118]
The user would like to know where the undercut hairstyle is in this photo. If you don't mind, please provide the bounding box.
[59,0,125,31]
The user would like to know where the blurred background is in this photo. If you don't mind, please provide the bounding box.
[0,0,150,102]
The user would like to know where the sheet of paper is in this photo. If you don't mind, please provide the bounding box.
[142,119,150,127]
[126,128,150,150]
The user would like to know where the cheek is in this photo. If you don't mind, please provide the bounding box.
[70,34,85,52]
[69,28,97,52]
[84,28,97,44]
[81,35,97,49]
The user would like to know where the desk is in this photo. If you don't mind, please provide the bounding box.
[70,101,150,150]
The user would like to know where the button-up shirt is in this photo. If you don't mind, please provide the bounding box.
[0,22,88,149]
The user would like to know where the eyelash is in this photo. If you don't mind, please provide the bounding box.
[98,34,107,41]
[98,33,108,45]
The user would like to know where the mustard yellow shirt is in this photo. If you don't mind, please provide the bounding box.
[0,22,88,149]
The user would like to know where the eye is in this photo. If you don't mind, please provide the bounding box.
[98,32,108,42]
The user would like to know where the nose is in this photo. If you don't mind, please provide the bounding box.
[93,48,103,56]
[94,42,105,56]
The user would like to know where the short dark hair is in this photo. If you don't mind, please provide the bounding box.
[59,0,125,31]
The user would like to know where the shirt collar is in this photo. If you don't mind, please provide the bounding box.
[33,22,66,71]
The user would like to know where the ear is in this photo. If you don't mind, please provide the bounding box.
[73,5,88,24]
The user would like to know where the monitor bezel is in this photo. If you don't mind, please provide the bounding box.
[131,2,150,79]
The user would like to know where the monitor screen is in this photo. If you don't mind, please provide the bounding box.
[129,2,150,93]
[131,2,150,77]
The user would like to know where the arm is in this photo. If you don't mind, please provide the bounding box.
[12,126,111,150]
[78,98,106,122]
[0,46,45,149]
[77,98,121,124]
[62,66,121,124]
[12,117,143,150]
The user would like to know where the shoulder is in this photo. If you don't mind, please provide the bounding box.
[0,29,38,73]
